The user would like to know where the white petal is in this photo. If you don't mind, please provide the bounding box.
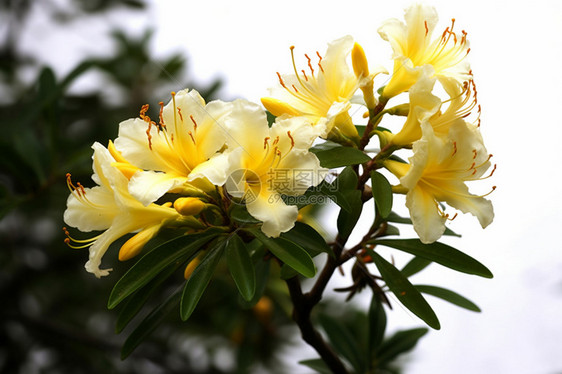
[128,170,186,206]
[406,186,446,244]
[63,186,118,232]
[224,99,269,154]
[84,216,137,278]
[246,191,298,237]
[188,152,230,186]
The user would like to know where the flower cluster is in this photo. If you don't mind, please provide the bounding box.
[63,3,494,279]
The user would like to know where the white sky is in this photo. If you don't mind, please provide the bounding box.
[17,0,562,373]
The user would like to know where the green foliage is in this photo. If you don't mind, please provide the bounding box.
[415,285,481,312]
[310,142,371,168]
[336,167,363,241]
[371,170,393,218]
[226,234,257,301]
[181,238,226,321]
[250,229,316,278]
[371,239,493,278]
[108,229,220,309]
[369,250,440,329]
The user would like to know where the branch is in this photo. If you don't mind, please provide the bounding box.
[286,277,350,374]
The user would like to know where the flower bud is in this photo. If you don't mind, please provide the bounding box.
[119,225,160,261]
[173,197,206,216]
[184,252,204,279]
[352,42,369,78]
[261,97,301,117]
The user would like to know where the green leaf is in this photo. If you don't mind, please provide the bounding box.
[226,235,256,301]
[400,257,432,278]
[386,211,412,224]
[368,250,440,329]
[370,171,393,218]
[415,285,481,312]
[371,239,493,278]
[108,230,220,309]
[180,238,226,321]
[318,313,364,373]
[121,287,181,359]
[299,359,332,374]
[376,328,429,366]
[310,144,370,168]
[380,224,400,237]
[281,222,332,258]
[229,204,260,224]
[115,263,179,333]
[250,229,316,278]
[368,296,387,354]
[337,167,363,241]
[239,256,270,308]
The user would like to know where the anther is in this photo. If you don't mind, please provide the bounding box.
[177,107,183,122]
[158,101,165,131]
[287,130,295,148]
[424,20,429,36]
[263,137,270,150]
[316,51,324,73]
[305,53,315,76]
[188,131,196,144]
[301,69,308,81]
[276,72,287,88]
[292,84,299,93]
[190,115,198,131]
[452,141,458,156]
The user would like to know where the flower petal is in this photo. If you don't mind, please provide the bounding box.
[247,190,299,237]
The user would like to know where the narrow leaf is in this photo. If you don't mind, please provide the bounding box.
[400,257,432,278]
[180,238,226,321]
[108,229,219,309]
[115,263,179,333]
[299,359,332,374]
[226,235,256,301]
[368,296,387,354]
[251,229,316,278]
[281,222,332,258]
[336,167,363,241]
[368,250,440,329]
[370,171,393,218]
[377,328,429,366]
[311,145,371,168]
[415,285,481,312]
[121,287,181,359]
[371,239,493,278]
[318,314,364,373]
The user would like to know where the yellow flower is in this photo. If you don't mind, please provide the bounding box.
[217,100,326,237]
[261,36,361,141]
[385,120,495,244]
[390,70,480,146]
[114,89,232,205]
[63,143,184,277]
[379,4,471,98]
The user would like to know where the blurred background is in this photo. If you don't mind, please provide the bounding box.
[1,0,562,373]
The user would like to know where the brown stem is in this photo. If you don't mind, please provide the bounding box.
[358,99,388,151]
[286,277,350,374]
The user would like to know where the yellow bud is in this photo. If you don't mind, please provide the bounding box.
[261,97,301,117]
[119,225,160,261]
[252,296,273,324]
[384,159,411,180]
[173,197,206,216]
[184,252,204,279]
[351,42,369,78]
